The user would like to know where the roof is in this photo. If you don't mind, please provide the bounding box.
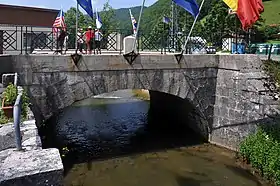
[0,4,58,13]
[0,4,59,27]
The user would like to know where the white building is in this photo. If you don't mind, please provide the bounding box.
[0,4,59,55]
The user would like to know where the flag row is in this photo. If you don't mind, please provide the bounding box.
[52,0,103,30]
[170,0,264,30]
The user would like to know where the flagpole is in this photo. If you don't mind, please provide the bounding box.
[75,1,79,51]
[129,9,134,35]
[181,0,206,55]
[132,0,146,52]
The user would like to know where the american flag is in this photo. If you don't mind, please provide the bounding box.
[129,9,137,35]
[52,9,66,35]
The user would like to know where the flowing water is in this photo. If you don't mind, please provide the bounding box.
[40,90,270,186]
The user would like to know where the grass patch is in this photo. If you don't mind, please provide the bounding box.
[262,0,280,25]
[132,89,150,100]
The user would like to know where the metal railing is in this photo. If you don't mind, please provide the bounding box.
[13,92,22,150]
[0,24,259,55]
[13,72,23,151]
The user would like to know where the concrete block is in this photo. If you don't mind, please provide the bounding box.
[0,120,41,151]
[123,36,137,54]
[0,148,63,186]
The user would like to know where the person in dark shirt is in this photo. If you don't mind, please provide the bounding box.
[57,28,67,54]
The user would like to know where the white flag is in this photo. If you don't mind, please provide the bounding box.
[95,8,102,29]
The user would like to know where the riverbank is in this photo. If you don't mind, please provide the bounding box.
[63,143,272,186]
[132,89,150,100]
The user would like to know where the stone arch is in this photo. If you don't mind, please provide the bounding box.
[26,67,217,140]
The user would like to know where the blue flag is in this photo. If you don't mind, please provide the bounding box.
[77,0,94,19]
[173,0,199,18]
[163,16,171,24]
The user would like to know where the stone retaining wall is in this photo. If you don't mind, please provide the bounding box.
[211,55,280,150]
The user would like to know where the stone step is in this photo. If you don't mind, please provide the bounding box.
[0,148,63,186]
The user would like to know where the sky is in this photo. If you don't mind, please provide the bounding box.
[0,0,157,11]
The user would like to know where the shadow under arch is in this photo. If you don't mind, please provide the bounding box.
[148,90,210,142]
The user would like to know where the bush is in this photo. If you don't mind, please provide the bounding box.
[2,84,18,106]
[0,83,29,124]
[239,124,280,185]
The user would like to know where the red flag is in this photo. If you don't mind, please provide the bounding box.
[237,0,264,30]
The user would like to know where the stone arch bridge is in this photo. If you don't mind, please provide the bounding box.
[3,54,278,150]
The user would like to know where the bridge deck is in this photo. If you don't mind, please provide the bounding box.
[2,49,278,61]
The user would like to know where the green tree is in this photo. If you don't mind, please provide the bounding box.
[65,7,89,48]
[201,1,239,47]
[100,0,118,32]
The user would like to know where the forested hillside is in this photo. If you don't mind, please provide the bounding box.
[64,0,279,47]
[113,6,146,31]
[114,0,218,33]
[114,0,279,32]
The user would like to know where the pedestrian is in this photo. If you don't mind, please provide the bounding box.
[85,26,94,54]
[76,28,84,54]
[57,27,67,55]
[63,31,69,54]
[95,29,103,54]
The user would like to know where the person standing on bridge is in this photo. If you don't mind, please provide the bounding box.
[76,28,85,54]
[57,27,67,55]
[94,29,103,54]
[85,26,95,54]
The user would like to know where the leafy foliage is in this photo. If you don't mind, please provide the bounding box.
[239,125,280,185]
[113,6,145,32]
[3,84,18,106]
[203,1,238,33]
[64,0,117,48]
[0,109,9,125]
[0,83,29,124]
[262,25,280,40]
[100,0,118,32]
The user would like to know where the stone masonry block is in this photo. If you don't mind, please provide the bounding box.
[0,148,63,186]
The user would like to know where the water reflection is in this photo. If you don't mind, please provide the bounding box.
[39,91,270,186]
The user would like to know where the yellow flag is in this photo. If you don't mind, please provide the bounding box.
[223,0,238,11]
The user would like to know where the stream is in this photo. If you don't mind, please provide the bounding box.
[39,90,270,186]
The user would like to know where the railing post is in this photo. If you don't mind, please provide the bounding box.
[25,27,28,54]
[20,26,23,54]
[13,93,22,151]
[14,73,18,86]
